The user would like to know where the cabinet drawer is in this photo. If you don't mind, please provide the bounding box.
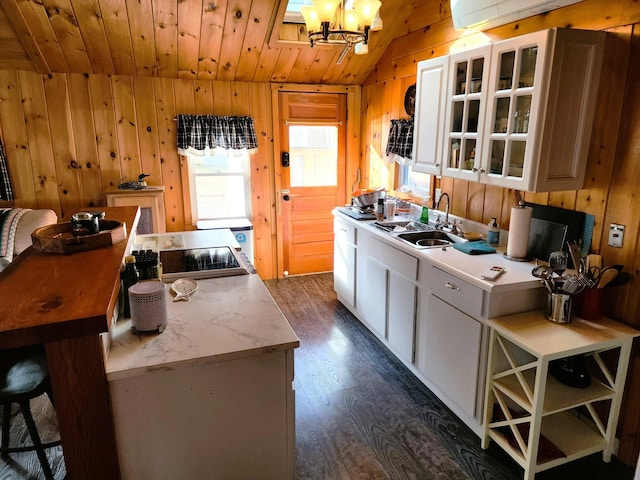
[370,237,418,281]
[334,218,356,245]
[424,266,484,318]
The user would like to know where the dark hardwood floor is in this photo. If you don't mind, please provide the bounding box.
[1,272,636,479]
[264,273,636,480]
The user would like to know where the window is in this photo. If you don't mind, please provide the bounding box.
[399,164,431,199]
[289,125,338,187]
[187,150,251,221]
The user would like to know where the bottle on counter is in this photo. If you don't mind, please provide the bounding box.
[121,255,139,318]
[375,198,385,221]
[488,217,500,246]
[420,196,430,224]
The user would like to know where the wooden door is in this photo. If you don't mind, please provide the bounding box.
[278,92,347,276]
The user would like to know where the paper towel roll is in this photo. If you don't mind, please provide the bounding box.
[507,205,532,259]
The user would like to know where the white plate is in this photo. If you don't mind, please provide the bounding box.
[171,278,198,301]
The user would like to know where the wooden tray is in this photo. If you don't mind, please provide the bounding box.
[31,220,127,254]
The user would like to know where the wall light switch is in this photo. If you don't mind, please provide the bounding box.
[608,223,625,248]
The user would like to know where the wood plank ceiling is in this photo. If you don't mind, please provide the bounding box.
[0,0,418,85]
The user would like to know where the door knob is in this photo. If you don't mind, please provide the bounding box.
[283,194,290,201]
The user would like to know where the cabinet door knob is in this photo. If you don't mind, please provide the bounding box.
[445,281,460,291]
[435,163,440,167]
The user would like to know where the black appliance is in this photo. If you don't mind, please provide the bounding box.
[336,206,376,221]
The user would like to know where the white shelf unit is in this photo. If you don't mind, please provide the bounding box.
[482,312,638,480]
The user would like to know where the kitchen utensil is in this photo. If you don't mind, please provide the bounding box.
[532,265,555,293]
[549,250,568,277]
[597,268,618,289]
[172,278,198,301]
[585,254,602,272]
[567,240,584,273]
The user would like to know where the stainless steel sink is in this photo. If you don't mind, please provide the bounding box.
[395,230,467,249]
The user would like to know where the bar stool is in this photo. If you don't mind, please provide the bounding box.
[0,345,60,480]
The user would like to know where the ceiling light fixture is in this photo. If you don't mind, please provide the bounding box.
[301,0,382,63]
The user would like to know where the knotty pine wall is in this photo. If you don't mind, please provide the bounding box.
[0,72,278,278]
[361,0,640,464]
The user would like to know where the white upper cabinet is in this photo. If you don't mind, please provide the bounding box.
[412,55,450,175]
[480,28,604,191]
[413,28,605,192]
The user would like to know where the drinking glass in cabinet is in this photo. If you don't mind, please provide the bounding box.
[518,46,538,88]
[456,61,468,95]
[490,140,505,174]
[493,97,510,133]
[512,95,532,133]
[464,140,477,171]
[452,101,464,132]
[467,100,480,133]
[450,139,461,168]
[507,141,526,178]
[498,51,515,90]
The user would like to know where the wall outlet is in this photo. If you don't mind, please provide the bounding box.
[608,223,625,248]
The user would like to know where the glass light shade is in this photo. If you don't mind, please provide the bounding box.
[353,0,381,26]
[370,8,383,31]
[301,6,321,32]
[344,9,360,31]
[354,43,369,55]
[312,0,341,23]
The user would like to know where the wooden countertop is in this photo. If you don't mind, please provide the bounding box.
[0,206,139,348]
[489,311,640,360]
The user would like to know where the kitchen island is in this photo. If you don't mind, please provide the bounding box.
[106,272,300,480]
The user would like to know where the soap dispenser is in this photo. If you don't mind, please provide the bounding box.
[488,217,500,246]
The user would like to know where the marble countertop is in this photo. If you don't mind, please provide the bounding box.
[334,210,543,293]
[105,273,300,381]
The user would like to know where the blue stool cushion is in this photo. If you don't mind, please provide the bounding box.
[0,346,48,398]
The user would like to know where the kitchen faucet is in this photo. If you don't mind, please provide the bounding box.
[434,192,464,236]
[436,192,450,225]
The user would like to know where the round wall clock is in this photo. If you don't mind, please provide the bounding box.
[404,84,416,117]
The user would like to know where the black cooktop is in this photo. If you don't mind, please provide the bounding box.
[337,206,376,221]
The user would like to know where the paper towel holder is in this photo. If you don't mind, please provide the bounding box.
[504,201,532,262]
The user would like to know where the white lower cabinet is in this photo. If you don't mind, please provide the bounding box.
[356,230,418,361]
[417,294,482,418]
[388,273,418,363]
[333,217,357,309]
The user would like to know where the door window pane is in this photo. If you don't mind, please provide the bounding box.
[508,141,526,178]
[463,139,476,171]
[498,51,515,90]
[513,96,532,134]
[289,126,338,187]
[452,101,464,132]
[494,97,510,133]
[470,58,484,93]
[450,139,461,169]
[467,99,480,132]
[490,140,505,175]
[455,61,468,95]
[518,46,538,88]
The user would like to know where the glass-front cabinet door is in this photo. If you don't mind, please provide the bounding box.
[442,45,491,181]
[480,30,548,190]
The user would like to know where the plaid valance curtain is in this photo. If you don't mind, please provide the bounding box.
[385,119,414,165]
[0,139,14,201]
[176,114,258,156]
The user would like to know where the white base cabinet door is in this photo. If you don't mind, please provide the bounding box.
[418,294,482,418]
[333,217,357,308]
[388,273,417,363]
